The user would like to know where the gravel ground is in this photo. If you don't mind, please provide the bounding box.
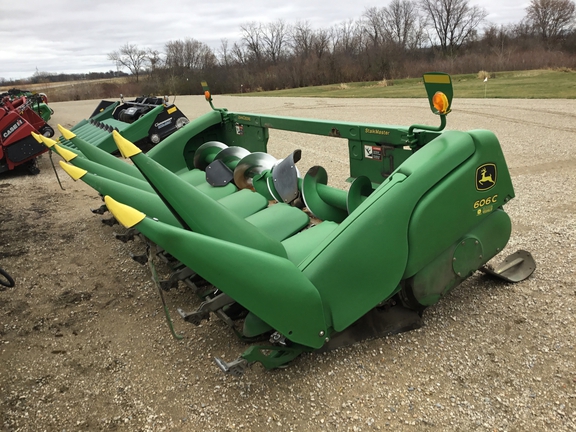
[0,96,575,431]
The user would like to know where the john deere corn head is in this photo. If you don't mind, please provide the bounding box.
[40,73,535,375]
[57,95,189,154]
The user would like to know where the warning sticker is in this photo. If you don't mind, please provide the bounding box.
[364,145,382,161]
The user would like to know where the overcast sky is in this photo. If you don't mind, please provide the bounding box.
[0,0,530,80]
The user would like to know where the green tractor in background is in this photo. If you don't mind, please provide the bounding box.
[0,88,53,122]
[40,73,535,375]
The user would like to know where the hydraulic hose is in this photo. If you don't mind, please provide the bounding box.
[0,266,15,288]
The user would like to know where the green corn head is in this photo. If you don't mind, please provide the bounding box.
[47,73,535,375]
[57,95,189,153]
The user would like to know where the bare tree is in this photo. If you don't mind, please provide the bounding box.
[290,21,316,58]
[384,0,426,49]
[230,42,247,65]
[289,22,333,86]
[218,39,231,67]
[362,2,425,50]
[526,0,576,41]
[240,22,265,64]
[482,24,509,52]
[331,20,363,55]
[261,20,290,64]
[419,0,487,54]
[362,7,387,47]
[313,28,331,58]
[30,68,55,84]
[165,38,216,72]
[108,43,148,82]
[146,49,162,73]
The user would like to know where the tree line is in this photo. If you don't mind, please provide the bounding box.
[9,0,575,94]
[0,70,129,86]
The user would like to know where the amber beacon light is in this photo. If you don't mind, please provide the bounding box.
[432,92,449,115]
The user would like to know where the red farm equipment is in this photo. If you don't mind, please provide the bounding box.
[0,93,55,175]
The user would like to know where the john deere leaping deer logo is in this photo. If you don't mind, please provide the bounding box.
[476,163,497,191]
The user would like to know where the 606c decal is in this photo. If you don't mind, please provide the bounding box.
[474,194,498,209]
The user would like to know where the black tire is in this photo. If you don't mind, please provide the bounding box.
[40,124,55,138]
[26,159,40,175]
[0,267,15,288]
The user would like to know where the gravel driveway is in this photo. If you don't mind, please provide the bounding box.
[1,96,574,431]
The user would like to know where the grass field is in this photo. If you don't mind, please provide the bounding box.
[2,69,575,101]
[246,69,576,99]
[0,77,133,102]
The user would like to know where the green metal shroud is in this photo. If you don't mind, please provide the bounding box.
[127,215,328,348]
[107,126,514,349]
[128,151,288,257]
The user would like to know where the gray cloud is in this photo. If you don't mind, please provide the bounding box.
[0,0,529,80]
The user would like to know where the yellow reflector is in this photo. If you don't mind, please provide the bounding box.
[104,196,146,229]
[432,92,449,114]
[423,74,451,84]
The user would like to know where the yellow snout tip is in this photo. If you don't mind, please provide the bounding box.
[54,144,77,162]
[57,124,76,140]
[112,130,142,158]
[59,160,86,180]
[104,195,146,229]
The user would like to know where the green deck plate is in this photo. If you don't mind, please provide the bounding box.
[245,204,309,242]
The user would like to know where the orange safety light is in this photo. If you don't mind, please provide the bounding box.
[432,91,449,114]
